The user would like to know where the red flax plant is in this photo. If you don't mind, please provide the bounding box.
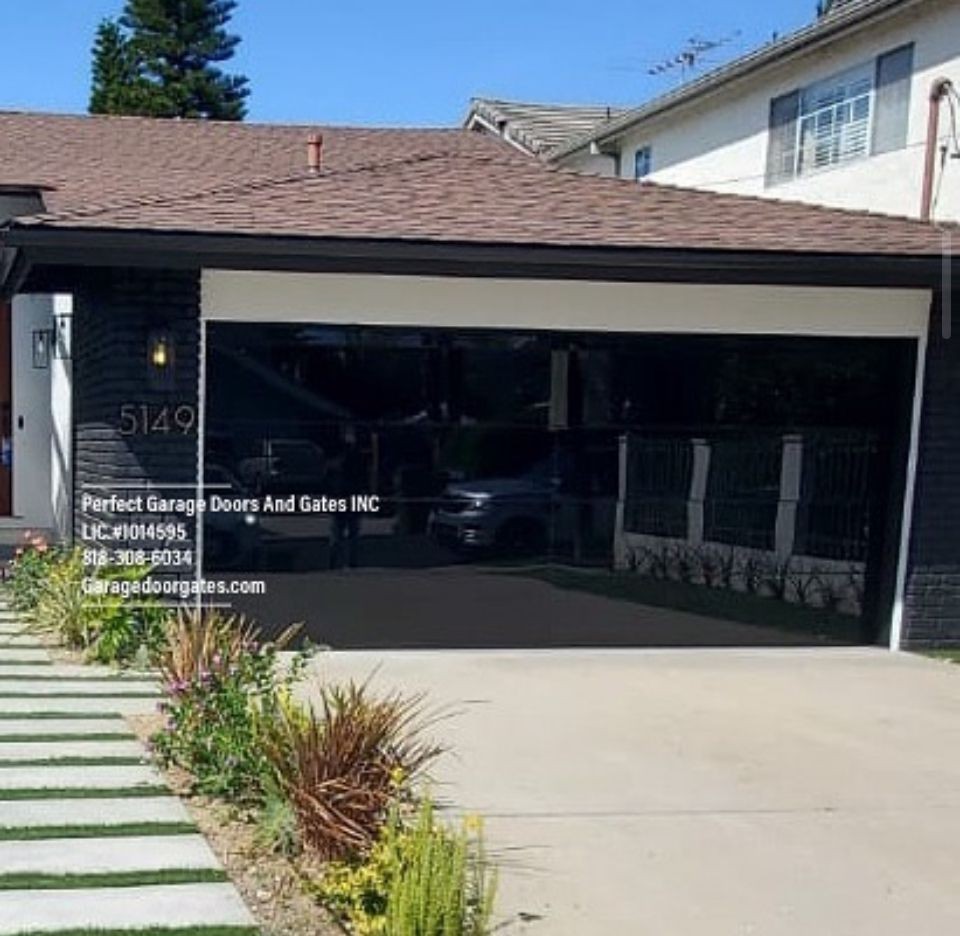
[261,681,445,861]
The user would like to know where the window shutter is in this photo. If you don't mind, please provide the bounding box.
[873,44,914,154]
[766,90,801,186]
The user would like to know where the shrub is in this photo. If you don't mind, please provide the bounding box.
[319,797,496,936]
[8,532,58,614]
[255,783,302,857]
[24,547,164,665]
[152,610,306,803]
[260,681,443,861]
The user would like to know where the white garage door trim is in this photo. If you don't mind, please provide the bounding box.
[201,270,933,650]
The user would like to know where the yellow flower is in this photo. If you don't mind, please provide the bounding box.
[463,813,484,835]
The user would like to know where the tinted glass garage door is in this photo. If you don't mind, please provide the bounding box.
[202,324,914,648]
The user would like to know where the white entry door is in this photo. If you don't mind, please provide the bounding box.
[11,295,54,528]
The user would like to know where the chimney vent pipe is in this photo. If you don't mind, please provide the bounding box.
[307,133,323,175]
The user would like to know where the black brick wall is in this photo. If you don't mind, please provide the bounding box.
[903,293,960,648]
[72,268,201,573]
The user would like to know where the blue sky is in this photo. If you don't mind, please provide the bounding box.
[5,1,816,125]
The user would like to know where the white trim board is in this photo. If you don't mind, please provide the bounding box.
[200,269,933,651]
[889,312,930,651]
[202,271,930,337]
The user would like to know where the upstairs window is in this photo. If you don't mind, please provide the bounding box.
[634,146,653,180]
[798,63,874,174]
[765,43,913,186]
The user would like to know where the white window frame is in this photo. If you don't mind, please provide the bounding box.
[795,62,875,178]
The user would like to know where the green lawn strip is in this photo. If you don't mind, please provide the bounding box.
[0,756,146,767]
[0,733,135,742]
[0,644,48,651]
[0,822,196,841]
[0,868,229,891]
[923,649,960,664]
[0,786,169,801]
[0,660,53,666]
[10,929,258,936]
[0,712,126,720]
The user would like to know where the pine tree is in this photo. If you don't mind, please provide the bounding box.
[89,19,141,115]
[89,0,249,120]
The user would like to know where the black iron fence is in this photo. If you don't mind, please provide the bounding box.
[623,429,879,561]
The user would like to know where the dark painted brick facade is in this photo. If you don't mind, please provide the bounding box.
[72,268,201,575]
[903,292,960,648]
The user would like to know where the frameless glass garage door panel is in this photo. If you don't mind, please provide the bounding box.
[203,325,912,649]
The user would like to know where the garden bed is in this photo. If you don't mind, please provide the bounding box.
[7,533,499,936]
[129,712,343,936]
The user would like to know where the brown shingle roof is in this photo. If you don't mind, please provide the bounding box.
[0,110,954,256]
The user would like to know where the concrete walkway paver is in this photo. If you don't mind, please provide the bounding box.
[0,883,254,934]
[0,597,256,933]
[0,678,158,696]
[0,835,221,875]
[0,739,145,760]
[0,696,160,715]
[0,796,191,828]
[0,718,131,737]
[0,648,50,662]
[0,664,149,678]
[0,764,162,790]
[0,635,45,647]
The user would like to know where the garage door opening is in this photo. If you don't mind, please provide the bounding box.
[202,324,915,649]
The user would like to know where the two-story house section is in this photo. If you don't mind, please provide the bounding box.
[545,0,960,221]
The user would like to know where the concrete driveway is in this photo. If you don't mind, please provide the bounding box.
[303,649,960,935]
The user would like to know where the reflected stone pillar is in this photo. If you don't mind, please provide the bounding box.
[687,438,711,545]
[775,434,804,558]
[614,433,629,569]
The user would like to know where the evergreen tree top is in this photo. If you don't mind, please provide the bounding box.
[89,0,249,120]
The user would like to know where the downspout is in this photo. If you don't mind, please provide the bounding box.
[920,78,953,222]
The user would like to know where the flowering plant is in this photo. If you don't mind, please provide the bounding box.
[8,530,58,613]
[151,610,310,803]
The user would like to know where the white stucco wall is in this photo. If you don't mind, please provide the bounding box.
[561,0,960,220]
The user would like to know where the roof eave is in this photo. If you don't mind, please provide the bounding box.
[2,223,950,290]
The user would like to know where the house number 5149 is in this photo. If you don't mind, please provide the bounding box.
[118,404,197,436]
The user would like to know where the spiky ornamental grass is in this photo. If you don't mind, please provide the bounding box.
[260,680,444,861]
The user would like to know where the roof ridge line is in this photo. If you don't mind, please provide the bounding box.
[22,150,501,226]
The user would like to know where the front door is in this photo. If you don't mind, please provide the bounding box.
[10,296,54,528]
[0,303,12,516]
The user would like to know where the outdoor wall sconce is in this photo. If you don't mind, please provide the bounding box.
[53,313,72,361]
[32,330,50,369]
[30,315,73,370]
[147,328,176,391]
